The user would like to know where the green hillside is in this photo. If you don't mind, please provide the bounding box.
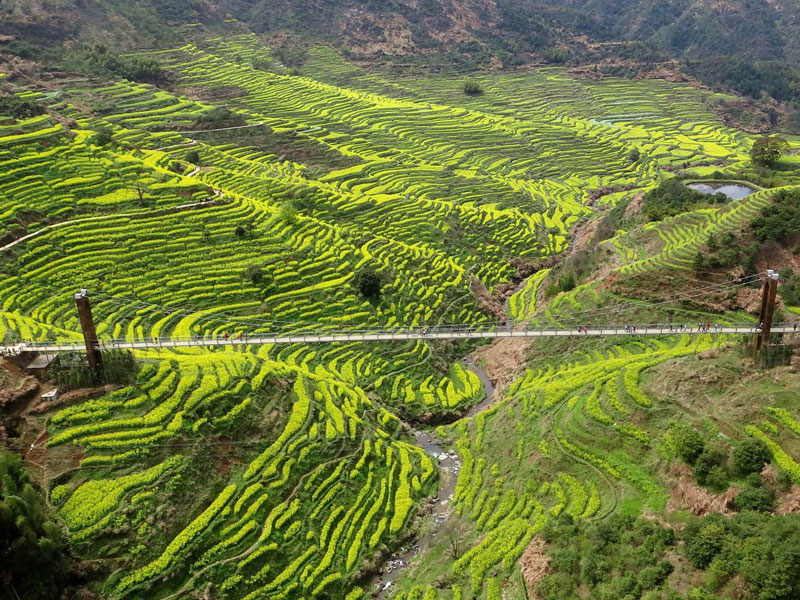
[2,14,800,600]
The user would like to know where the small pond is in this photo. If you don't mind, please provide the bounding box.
[688,182,755,200]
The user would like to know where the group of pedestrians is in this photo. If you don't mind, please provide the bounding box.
[625,324,637,333]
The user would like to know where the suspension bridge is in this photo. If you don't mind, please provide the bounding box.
[3,323,796,356]
[0,271,789,363]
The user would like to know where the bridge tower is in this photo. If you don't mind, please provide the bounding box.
[755,270,780,356]
[75,289,102,373]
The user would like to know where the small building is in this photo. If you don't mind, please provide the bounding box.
[41,389,59,402]
[24,353,60,380]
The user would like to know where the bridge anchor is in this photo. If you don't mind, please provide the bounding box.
[754,270,780,357]
[75,289,102,374]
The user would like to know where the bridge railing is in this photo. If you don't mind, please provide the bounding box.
[9,322,797,352]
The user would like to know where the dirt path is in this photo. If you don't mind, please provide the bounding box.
[471,337,531,400]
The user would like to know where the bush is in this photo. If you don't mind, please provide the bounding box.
[279,202,298,224]
[779,269,800,306]
[67,44,165,83]
[687,588,715,600]
[674,425,705,465]
[88,127,114,146]
[734,486,774,512]
[196,107,240,125]
[751,189,800,243]
[638,561,674,590]
[0,96,46,120]
[733,438,771,475]
[693,448,728,488]
[643,179,725,221]
[243,265,264,284]
[185,150,200,165]
[463,80,484,95]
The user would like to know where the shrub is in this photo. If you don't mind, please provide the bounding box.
[243,265,264,284]
[279,202,298,224]
[751,189,800,243]
[0,96,46,120]
[196,107,240,125]
[674,425,705,465]
[463,80,484,95]
[693,448,728,488]
[733,438,770,475]
[687,588,716,600]
[89,128,114,146]
[638,561,674,590]
[185,150,200,165]
[734,486,774,512]
[643,179,725,221]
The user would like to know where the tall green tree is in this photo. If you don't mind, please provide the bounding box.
[0,451,74,599]
[751,136,790,167]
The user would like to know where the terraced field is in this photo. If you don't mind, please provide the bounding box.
[3,32,800,600]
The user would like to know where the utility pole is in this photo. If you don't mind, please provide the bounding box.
[75,289,102,374]
[755,270,780,356]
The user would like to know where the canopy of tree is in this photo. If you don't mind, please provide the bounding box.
[538,511,800,600]
[643,179,726,222]
[353,266,383,301]
[751,136,790,167]
[752,189,800,243]
[66,44,166,83]
[0,451,74,599]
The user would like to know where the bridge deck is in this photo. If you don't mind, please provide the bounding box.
[3,324,795,355]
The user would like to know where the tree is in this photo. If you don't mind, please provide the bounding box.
[0,451,75,599]
[638,561,674,590]
[686,522,726,569]
[442,520,468,559]
[751,136,789,167]
[185,149,200,165]
[733,438,771,475]
[352,266,382,301]
[643,179,720,221]
[628,148,641,163]
[751,189,800,243]
[693,252,706,273]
